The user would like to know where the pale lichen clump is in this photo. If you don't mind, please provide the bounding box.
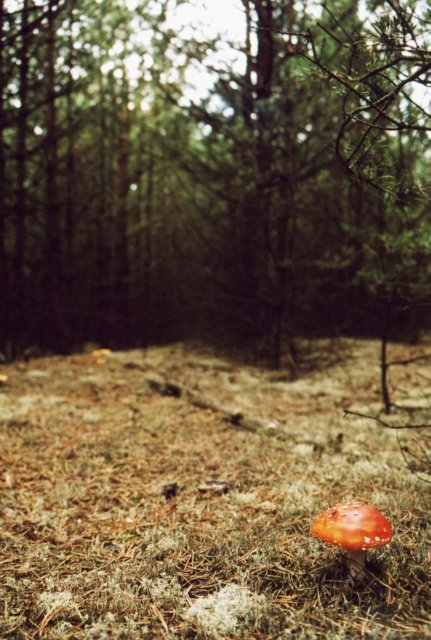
[82,408,103,424]
[292,443,315,457]
[371,490,392,510]
[38,590,82,621]
[283,478,319,513]
[80,613,146,640]
[141,573,183,604]
[145,526,187,556]
[232,491,257,505]
[351,459,391,478]
[0,393,65,420]
[185,584,266,637]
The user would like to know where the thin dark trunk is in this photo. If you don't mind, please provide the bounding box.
[95,69,121,344]
[65,4,76,266]
[65,0,76,342]
[44,0,61,345]
[271,137,297,373]
[241,0,254,127]
[254,0,298,371]
[113,77,131,343]
[254,0,278,364]
[254,0,274,101]
[143,152,154,345]
[381,302,392,415]
[0,0,7,350]
[15,0,30,310]
[238,0,275,354]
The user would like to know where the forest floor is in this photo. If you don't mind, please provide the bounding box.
[0,338,430,639]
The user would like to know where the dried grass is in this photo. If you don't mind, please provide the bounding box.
[0,339,430,638]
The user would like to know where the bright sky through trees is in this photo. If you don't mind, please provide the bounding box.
[4,0,246,102]
[5,0,429,109]
[163,0,247,102]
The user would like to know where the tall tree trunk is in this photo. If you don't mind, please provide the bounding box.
[142,151,154,345]
[380,302,392,415]
[95,67,109,342]
[0,0,7,351]
[113,73,131,344]
[44,0,61,347]
[14,0,30,345]
[247,0,276,360]
[65,0,76,344]
[268,0,299,372]
[271,175,295,371]
[239,0,274,350]
[254,0,298,371]
[241,0,254,128]
[95,68,122,344]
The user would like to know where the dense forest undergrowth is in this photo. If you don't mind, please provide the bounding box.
[0,338,430,638]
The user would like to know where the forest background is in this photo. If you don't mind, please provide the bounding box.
[1,0,431,368]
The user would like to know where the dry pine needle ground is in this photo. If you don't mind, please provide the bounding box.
[0,339,430,639]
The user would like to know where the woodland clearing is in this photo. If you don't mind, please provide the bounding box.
[0,339,430,639]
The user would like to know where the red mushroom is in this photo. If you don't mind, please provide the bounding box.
[311,502,393,578]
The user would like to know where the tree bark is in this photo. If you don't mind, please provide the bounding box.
[0,0,7,350]
[239,0,275,351]
[113,70,131,343]
[380,302,392,415]
[142,150,154,345]
[253,0,278,361]
[64,0,76,342]
[241,0,254,128]
[44,0,61,346]
[95,67,109,341]
[14,0,30,326]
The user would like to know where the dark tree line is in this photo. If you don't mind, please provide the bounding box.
[1,0,430,367]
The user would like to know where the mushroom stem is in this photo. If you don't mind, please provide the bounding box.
[347,549,367,579]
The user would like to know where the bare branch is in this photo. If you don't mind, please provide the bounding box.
[397,432,431,484]
[344,409,431,429]
[387,353,431,368]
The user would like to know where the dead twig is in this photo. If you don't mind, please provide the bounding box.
[343,409,431,429]
[387,353,431,368]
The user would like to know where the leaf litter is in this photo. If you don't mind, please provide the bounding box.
[0,338,430,638]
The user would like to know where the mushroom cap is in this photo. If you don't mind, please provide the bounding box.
[311,502,393,550]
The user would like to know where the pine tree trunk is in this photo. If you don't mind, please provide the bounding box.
[14,0,30,341]
[64,0,76,345]
[113,75,131,344]
[143,151,154,345]
[95,67,109,342]
[44,0,61,347]
[239,0,275,352]
[0,0,7,350]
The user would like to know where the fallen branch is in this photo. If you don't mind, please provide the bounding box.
[146,377,299,435]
